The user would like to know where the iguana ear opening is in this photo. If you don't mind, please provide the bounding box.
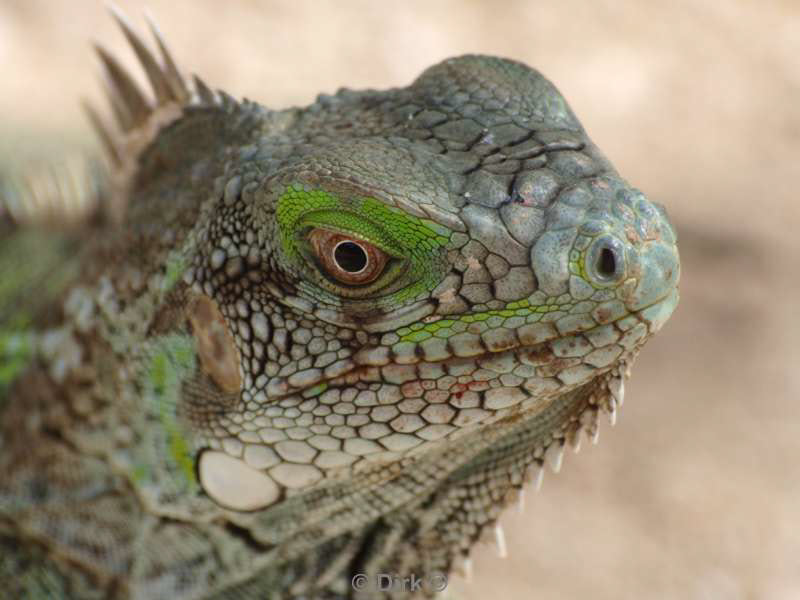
[187,294,242,395]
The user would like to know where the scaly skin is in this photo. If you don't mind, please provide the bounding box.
[0,12,679,600]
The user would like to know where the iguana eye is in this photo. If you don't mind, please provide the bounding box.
[308,228,387,285]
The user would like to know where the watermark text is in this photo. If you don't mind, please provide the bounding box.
[351,572,448,593]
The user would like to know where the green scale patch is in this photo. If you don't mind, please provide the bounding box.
[569,247,590,281]
[0,318,33,404]
[398,298,569,343]
[277,186,452,305]
[133,335,199,493]
[162,250,188,294]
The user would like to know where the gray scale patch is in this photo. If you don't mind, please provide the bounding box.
[421,404,455,424]
[417,424,455,441]
[537,357,581,377]
[377,385,402,405]
[243,444,279,469]
[381,433,423,452]
[346,414,369,427]
[499,373,523,387]
[330,426,356,439]
[313,352,338,368]
[381,364,418,384]
[531,228,577,296]
[390,413,426,433]
[550,335,592,358]
[308,434,341,451]
[235,299,250,318]
[584,324,621,348]
[210,249,226,270]
[450,392,480,409]
[287,425,313,438]
[462,172,510,208]
[307,337,327,355]
[494,266,536,301]
[499,202,546,246]
[547,201,587,231]
[447,361,477,376]
[462,262,492,285]
[325,414,345,427]
[460,283,493,304]
[512,364,537,378]
[472,369,498,382]
[479,330,518,356]
[449,232,470,248]
[461,203,529,265]
[483,387,527,410]
[392,342,419,365]
[569,276,595,300]
[354,390,378,406]
[522,377,562,395]
[556,364,596,385]
[592,301,628,325]
[359,423,391,440]
[584,344,624,368]
[485,254,510,278]
[433,118,484,143]
[555,313,596,335]
[398,398,425,413]
[269,464,322,488]
[517,322,558,345]
[315,451,357,469]
[619,322,648,349]
[490,123,530,146]
[569,300,595,314]
[448,332,485,358]
[371,405,400,422]
[332,402,356,416]
[512,168,560,206]
[420,337,450,362]
[418,362,446,380]
[452,408,491,427]
[420,204,466,232]
[436,375,457,389]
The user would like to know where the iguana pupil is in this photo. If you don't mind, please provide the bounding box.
[334,241,368,273]
[307,226,389,286]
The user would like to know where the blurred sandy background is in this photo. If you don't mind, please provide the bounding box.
[1,1,799,598]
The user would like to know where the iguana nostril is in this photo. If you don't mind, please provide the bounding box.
[586,235,626,285]
[598,247,616,278]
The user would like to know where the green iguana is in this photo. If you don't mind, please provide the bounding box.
[0,9,680,599]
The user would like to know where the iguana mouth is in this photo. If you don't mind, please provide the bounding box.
[266,290,677,407]
[320,324,642,408]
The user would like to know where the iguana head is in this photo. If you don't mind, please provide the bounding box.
[71,14,679,581]
[150,56,680,511]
